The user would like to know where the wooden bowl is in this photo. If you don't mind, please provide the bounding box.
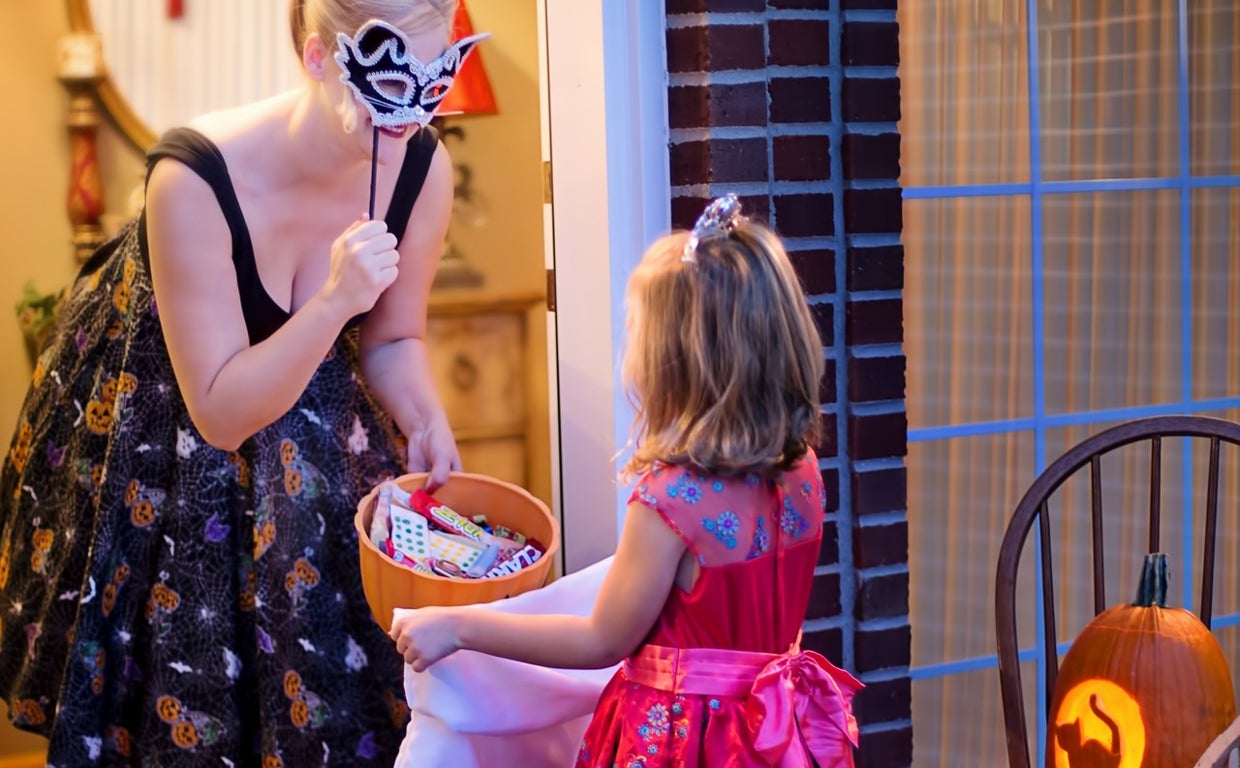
[354,471,560,627]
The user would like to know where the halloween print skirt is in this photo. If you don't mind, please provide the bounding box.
[0,221,410,767]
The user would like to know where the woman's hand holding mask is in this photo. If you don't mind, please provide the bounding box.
[322,216,401,318]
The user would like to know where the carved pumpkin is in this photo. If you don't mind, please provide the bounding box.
[1048,552,1237,768]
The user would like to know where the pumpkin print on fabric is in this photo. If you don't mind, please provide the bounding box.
[84,399,114,435]
[279,438,327,498]
[117,372,138,395]
[283,670,303,700]
[154,693,225,751]
[0,538,10,589]
[112,282,130,315]
[283,673,327,731]
[105,726,132,758]
[1048,553,1238,768]
[171,720,199,749]
[9,422,33,473]
[157,695,183,725]
[285,557,322,607]
[11,699,46,727]
[88,648,106,695]
[279,439,298,467]
[238,571,258,612]
[145,582,182,624]
[227,451,251,487]
[253,509,277,560]
[383,690,410,728]
[102,562,131,617]
[29,529,53,575]
[125,479,165,528]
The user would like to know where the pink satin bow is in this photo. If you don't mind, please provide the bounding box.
[747,650,863,768]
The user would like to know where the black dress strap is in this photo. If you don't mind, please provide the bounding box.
[386,125,440,242]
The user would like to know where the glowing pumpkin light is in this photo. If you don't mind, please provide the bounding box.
[1048,553,1237,768]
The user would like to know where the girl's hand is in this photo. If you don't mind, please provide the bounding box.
[390,606,462,672]
[405,418,461,492]
[321,216,400,318]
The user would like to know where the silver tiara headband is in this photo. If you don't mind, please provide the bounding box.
[682,193,746,263]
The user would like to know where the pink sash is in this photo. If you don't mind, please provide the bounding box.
[623,641,862,768]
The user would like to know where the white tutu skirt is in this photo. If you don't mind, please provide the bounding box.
[394,557,618,768]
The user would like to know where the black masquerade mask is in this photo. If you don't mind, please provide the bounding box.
[334,19,490,130]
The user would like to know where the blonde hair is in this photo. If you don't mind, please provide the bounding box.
[621,219,825,480]
[290,0,458,57]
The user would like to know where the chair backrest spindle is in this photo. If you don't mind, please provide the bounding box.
[1090,455,1105,615]
[1038,502,1059,704]
[1201,437,1222,629]
[1148,436,1162,552]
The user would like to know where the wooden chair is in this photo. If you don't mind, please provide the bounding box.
[1196,716,1240,768]
[994,415,1240,768]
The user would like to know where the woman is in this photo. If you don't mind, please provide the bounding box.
[0,0,463,764]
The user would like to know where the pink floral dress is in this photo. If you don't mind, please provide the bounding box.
[576,449,861,768]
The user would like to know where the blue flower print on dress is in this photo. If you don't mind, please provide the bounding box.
[636,484,659,509]
[666,472,703,504]
[746,515,770,559]
[702,511,740,549]
[780,495,809,537]
[800,480,817,505]
[712,480,725,493]
[646,703,670,732]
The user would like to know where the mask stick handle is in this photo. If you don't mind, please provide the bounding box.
[368,125,379,220]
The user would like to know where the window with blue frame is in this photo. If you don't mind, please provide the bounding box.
[898,2,1240,766]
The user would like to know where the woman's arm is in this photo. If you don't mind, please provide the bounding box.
[146,158,400,450]
[359,142,460,487]
[392,500,687,671]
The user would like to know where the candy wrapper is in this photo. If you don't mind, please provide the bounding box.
[369,482,543,580]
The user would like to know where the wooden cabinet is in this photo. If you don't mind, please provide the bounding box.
[426,290,546,493]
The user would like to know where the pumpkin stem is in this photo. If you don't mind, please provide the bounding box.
[1133,552,1169,608]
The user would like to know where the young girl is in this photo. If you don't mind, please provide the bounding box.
[391,194,862,767]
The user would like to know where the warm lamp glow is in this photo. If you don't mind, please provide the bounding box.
[1052,680,1145,768]
[439,0,498,117]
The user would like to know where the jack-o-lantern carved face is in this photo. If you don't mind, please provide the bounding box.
[1052,680,1144,768]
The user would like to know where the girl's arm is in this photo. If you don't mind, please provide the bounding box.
[391,500,687,671]
[358,142,460,488]
[147,159,388,450]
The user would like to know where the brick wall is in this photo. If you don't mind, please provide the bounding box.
[664,1,910,765]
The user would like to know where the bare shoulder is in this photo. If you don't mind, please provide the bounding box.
[413,140,455,215]
[145,158,225,232]
[144,156,232,274]
[413,138,454,205]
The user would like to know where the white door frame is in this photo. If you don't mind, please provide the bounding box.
[539,0,670,573]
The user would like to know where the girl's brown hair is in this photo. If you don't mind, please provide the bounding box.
[621,220,825,480]
[289,0,458,58]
